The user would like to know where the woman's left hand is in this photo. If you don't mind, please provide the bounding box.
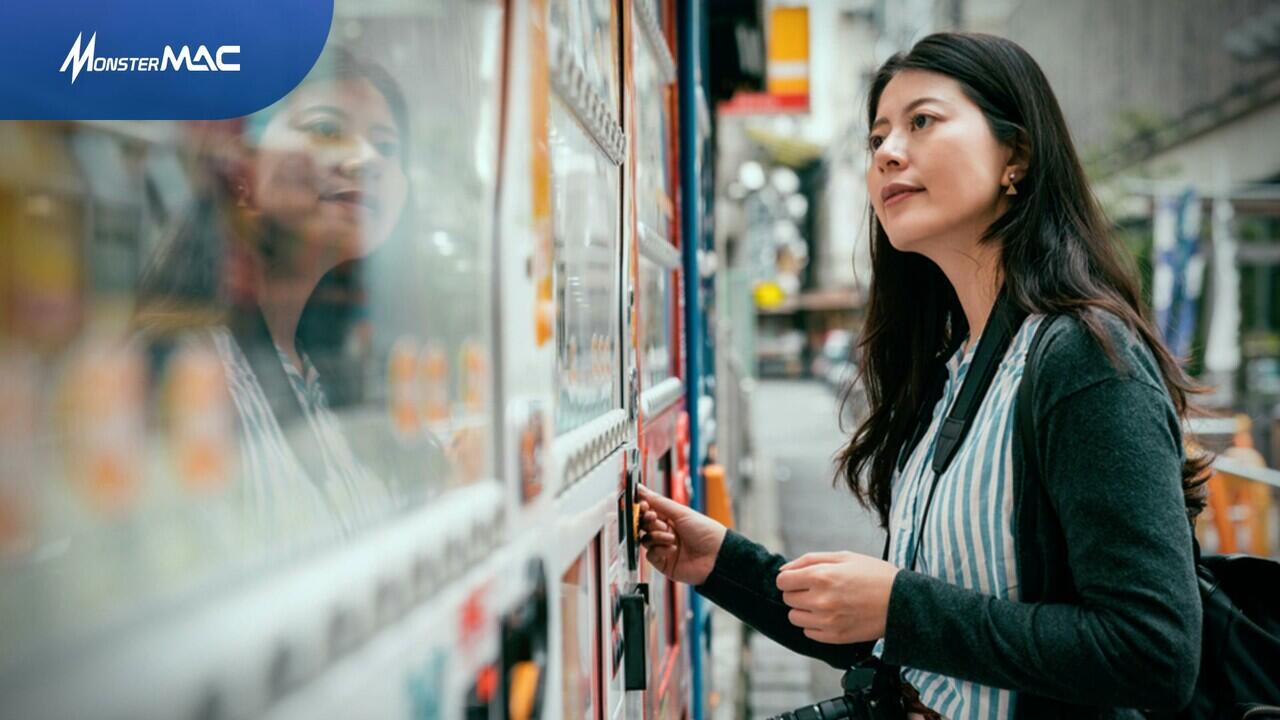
[776,551,901,644]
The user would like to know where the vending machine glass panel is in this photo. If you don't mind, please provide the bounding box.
[639,257,674,388]
[631,17,674,250]
[0,0,504,673]
[560,538,603,720]
[549,101,623,436]
[548,0,621,112]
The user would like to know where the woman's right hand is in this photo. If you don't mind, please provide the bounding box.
[636,484,727,586]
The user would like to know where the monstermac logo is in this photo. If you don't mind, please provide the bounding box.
[60,32,241,84]
[1,0,328,119]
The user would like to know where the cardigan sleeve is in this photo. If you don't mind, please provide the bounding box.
[696,529,876,669]
[879,370,1202,710]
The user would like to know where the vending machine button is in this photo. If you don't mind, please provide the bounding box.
[507,660,541,720]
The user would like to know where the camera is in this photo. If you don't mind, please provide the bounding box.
[765,660,906,720]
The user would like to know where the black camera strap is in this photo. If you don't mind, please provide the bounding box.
[906,288,1027,573]
[860,290,1027,715]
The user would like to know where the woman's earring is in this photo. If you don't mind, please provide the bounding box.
[235,181,249,208]
[1006,173,1018,196]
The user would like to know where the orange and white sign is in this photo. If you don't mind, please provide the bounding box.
[719,5,810,115]
[766,6,809,102]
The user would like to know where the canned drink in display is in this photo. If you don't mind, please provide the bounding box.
[388,337,420,440]
[63,340,146,517]
[0,347,38,557]
[419,341,450,426]
[518,406,546,503]
[166,342,234,494]
[461,339,488,413]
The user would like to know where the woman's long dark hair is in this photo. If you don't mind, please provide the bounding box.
[835,32,1211,529]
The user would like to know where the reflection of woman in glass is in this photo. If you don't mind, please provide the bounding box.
[138,48,423,535]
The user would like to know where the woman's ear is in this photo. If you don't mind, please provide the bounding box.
[1002,131,1032,189]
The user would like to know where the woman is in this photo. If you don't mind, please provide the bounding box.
[638,32,1208,719]
[136,48,434,537]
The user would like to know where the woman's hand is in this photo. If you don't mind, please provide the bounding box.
[776,551,901,644]
[636,484,727,586]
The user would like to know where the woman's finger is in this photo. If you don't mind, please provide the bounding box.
[780,551,849,572]
[776,568,818,593]
[781,589,818,610]
[803,628,840,644]
[787,608,825,629]
[647,530,676,543]
[635,485,687,517]
[642,518,671,534]
[639,522,671,538]
[642,531,677,545]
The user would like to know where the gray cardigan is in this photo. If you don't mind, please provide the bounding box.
[696,312,1202,718]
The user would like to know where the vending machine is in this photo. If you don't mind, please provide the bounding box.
[0,2,701,719]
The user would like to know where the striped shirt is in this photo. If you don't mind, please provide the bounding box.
[873,314,1045,720]
[212,329,392,543]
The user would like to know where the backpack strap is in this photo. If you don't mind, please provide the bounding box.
[904,291,1027,572]
[875,292,1028,690]
[896,365,948,473]
[931,293,1028,477]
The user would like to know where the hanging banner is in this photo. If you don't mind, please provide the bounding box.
[1204,197,1241,375]
[765,6,809,104]
[720,5,809,115]
[1153,188,1204,363]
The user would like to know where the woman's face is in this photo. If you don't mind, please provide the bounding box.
[249,76,408,264]
[866,70,1015,255]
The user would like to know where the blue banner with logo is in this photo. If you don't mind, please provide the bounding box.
[0,0,334,119]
